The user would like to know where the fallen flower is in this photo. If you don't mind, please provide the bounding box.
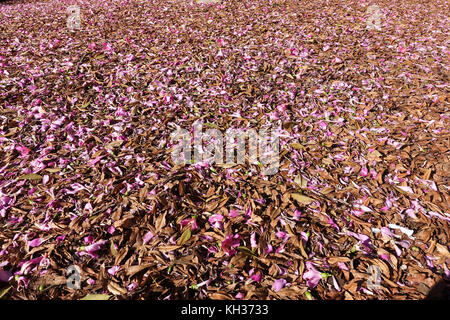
[221,234,240,256]
[271,279,287,292]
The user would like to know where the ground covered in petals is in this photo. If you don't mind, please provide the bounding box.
[0,0,449,300]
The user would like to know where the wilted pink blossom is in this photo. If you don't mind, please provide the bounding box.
[221,234,240,256]
[271,279,287,292]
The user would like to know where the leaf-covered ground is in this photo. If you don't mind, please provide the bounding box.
[0,0,449,300]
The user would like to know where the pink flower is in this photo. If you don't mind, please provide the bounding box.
[317,120,328,130]
[250,232,257,249]
[380,227,397,239]
[271,279,287,292]
[217,38,227,46]
[202,234,214,241]
[249,272,262,282]
[303,262,322,288]
[102,42,114,53]
[337,262,349,271]
[163,95,173,104]
[27,238,43,248]
[285,47,299,56]
[228,209,240,218]
[327,217,340,231]
[276,231,289,241]
[265,244,273,254]
[360,166,368,177]
[19,256,44,275]
[143,231,155,244]
[107,266,120,276]
[107,226,116,235]
[293,209,302,220]
[276,104,287,112]
[77,240,107,258]
[179,218,198,230]
[221,234,240,256]
[235,292,244,299]
[15,145,31,157]
[380,254,390,261]
[84,236,94,244]
[127,282,138,292]
[208,214,224,229]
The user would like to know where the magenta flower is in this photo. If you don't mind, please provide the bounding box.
[107,226,116,235]
[338,262,349,271]
[317,120,328,130]
[276,231,289,241]
[250,232,257,249]
[360,166,369,177]
[107,266,120,276]
[249,272,262,283]
[27,238,43,248]
[303,262,322,288]
[77,240,108,258]
[228,209,240,218]
[19,256,44,275]
[271,279,287,292]
[208,214,224,229]
[84,236,94,244]
[221,234,240,256]
[235,292,244,299]
[179,217,198,230]
[15,145,31,157]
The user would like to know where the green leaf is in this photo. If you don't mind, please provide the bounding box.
[189,284,198,290]
[0,286,11,300]
[110,240,118,257]
[80,294,111,300]
[304,291,313,300]
[177,228,192,246]
[18,174,42,180]
[291,193,314,205]
[204,123,219,129]
[81,101,91,109]
[237,246,256,257]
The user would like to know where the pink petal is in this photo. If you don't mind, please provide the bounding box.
[271,279,287,292]
[143,231,155,244]
[28,238,43,248]
[107,266,120,276]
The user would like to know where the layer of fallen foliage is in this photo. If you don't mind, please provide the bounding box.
[0,0,449,300]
